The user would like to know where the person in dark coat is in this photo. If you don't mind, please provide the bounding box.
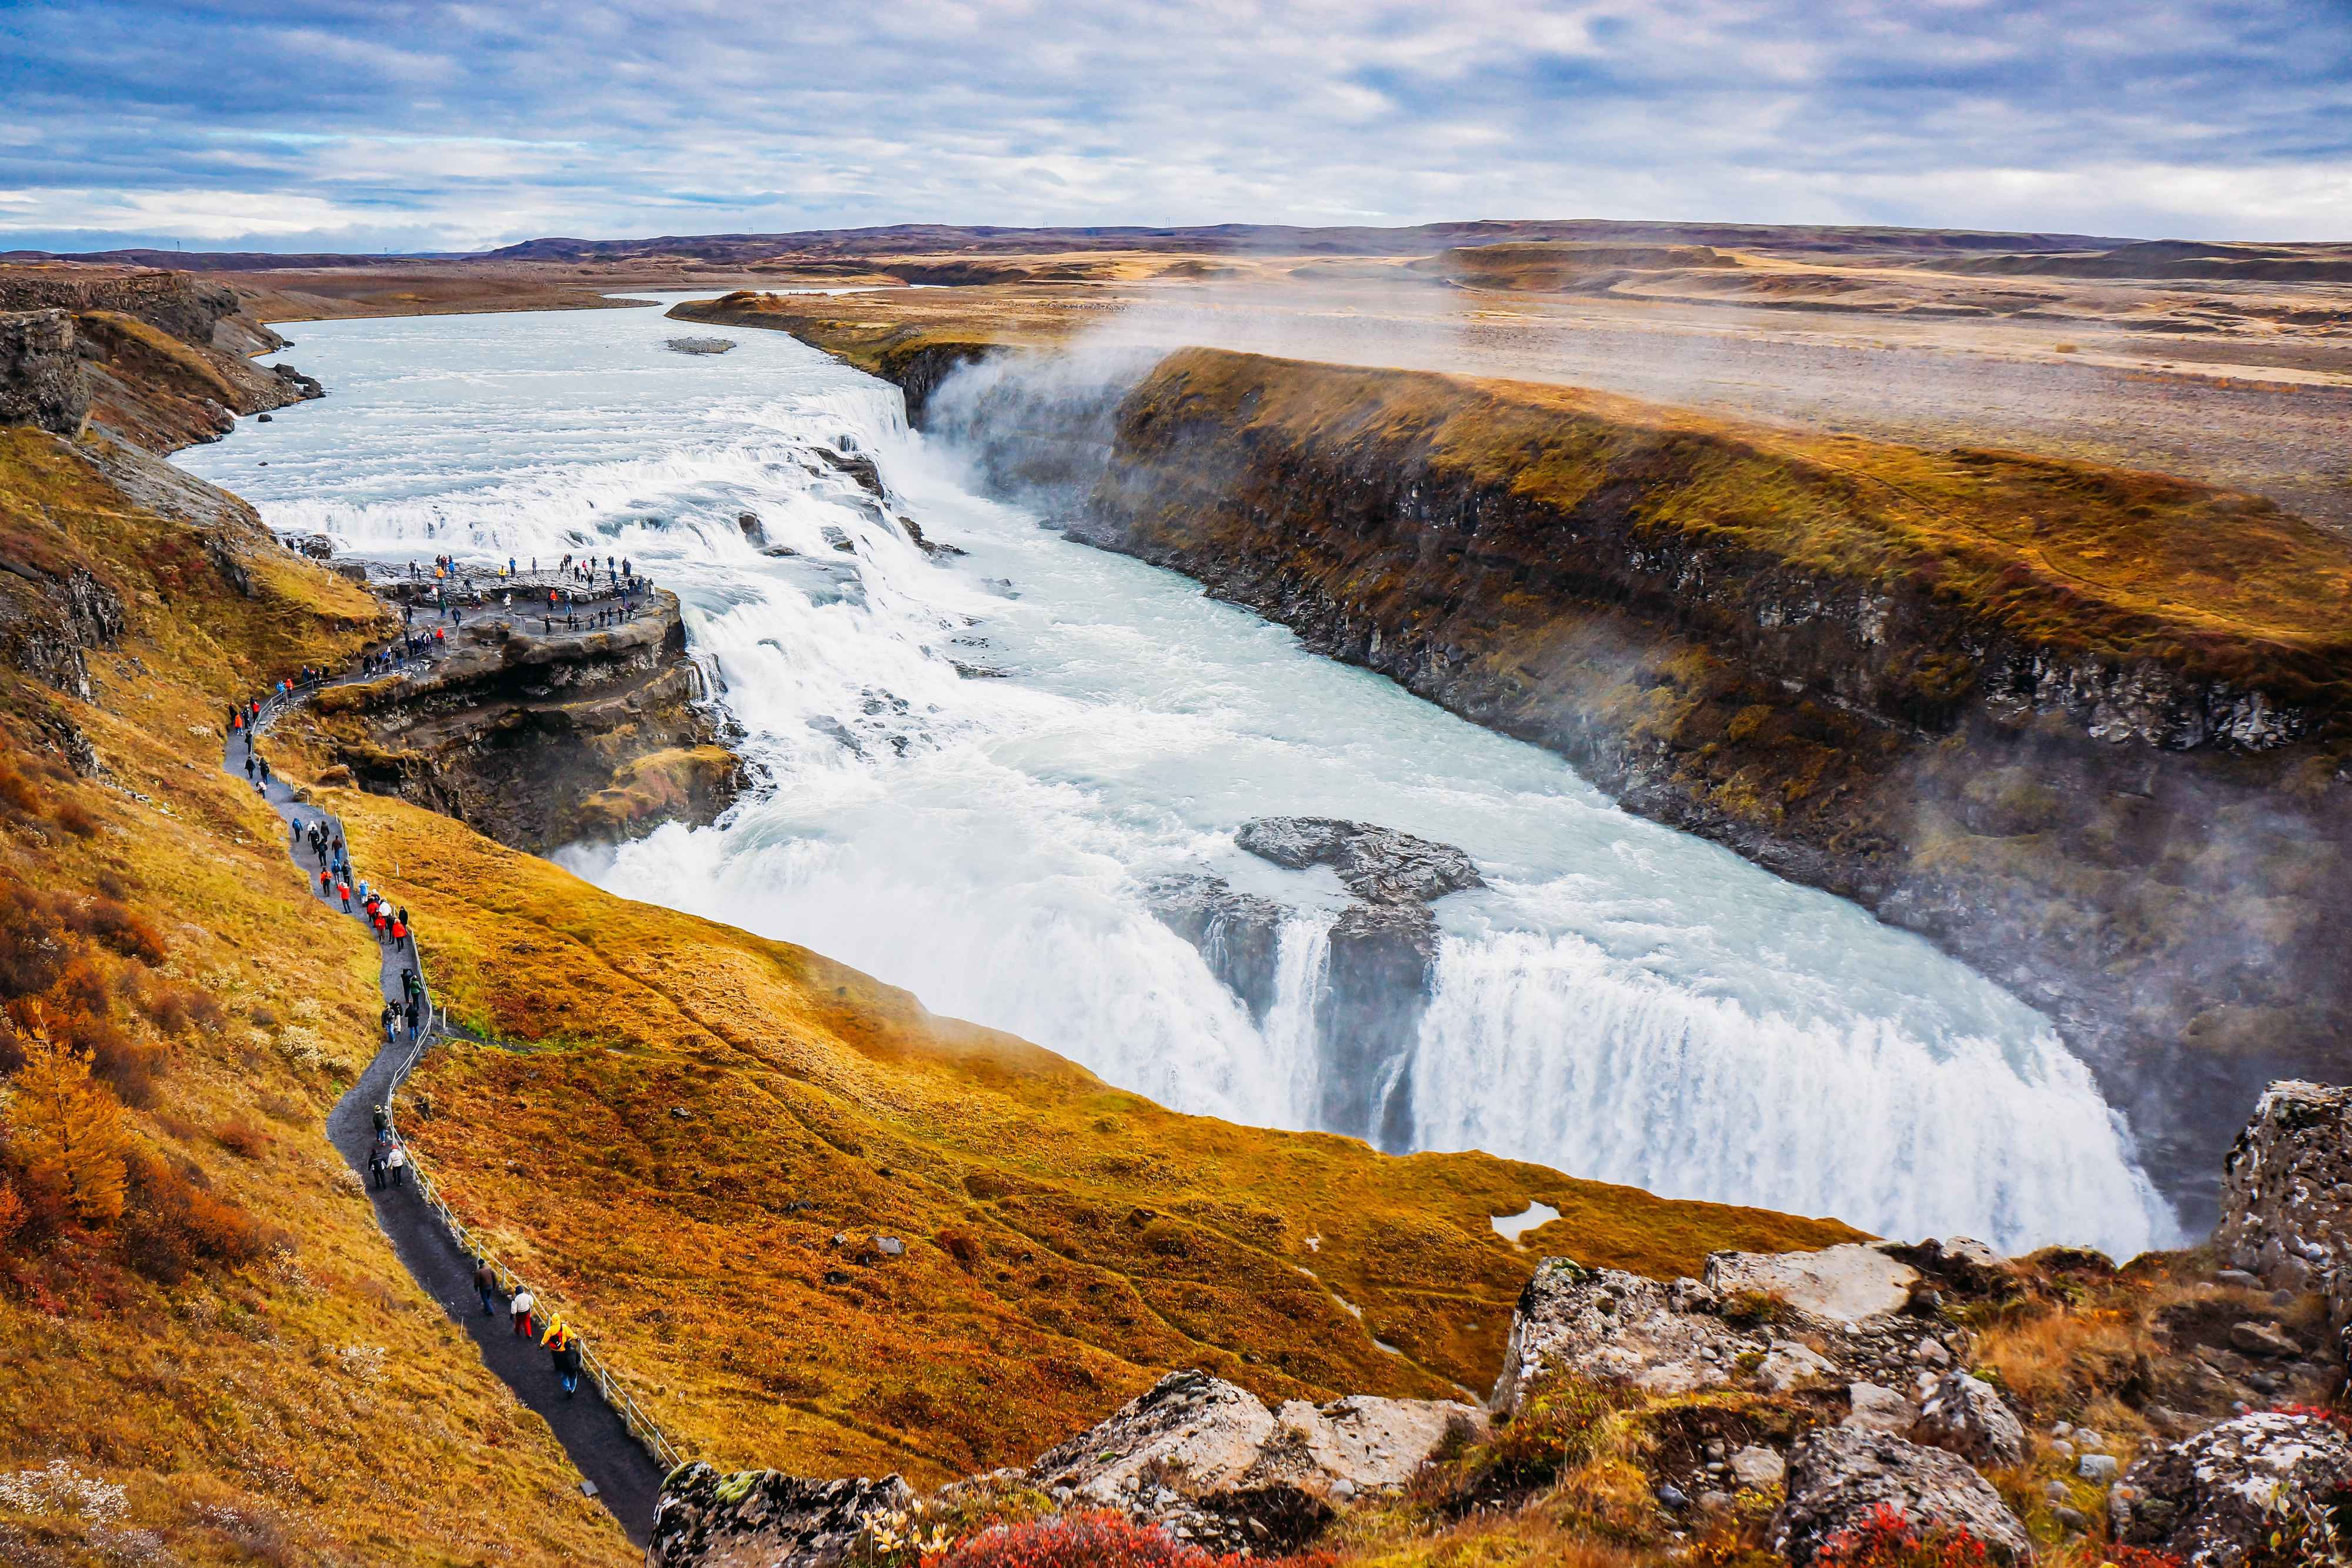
[543,1318,583,1398]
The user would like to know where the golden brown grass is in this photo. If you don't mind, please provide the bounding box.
[0,427,632,1564]
[1130,348,2352,700]
[293,782,1862,1486]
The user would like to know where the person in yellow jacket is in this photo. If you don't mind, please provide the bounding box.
[542,1316,583,1399]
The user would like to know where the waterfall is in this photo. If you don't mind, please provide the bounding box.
[173,297,2184,1261]
[1409,930,2170,1257]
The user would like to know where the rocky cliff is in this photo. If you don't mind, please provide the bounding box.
[0,263,323,450]
[286,592,740,853]
[911,345,2352,1224]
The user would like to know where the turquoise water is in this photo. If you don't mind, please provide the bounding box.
[178,297,2179,1255]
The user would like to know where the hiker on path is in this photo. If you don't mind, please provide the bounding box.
[384,1143,407,1187]
[337,880,351,912]
[368,1143,386,1188]
[510,1287,536,1339]
[474,1259,501,1317]
[243,753,255,780]
[318,867,332,896]
[372,1104,389,1141]
[543,1318,583,1398]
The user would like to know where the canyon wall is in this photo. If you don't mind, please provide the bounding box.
[0,263,323,451]
[895,344,2352,1225]
[297,594,740,853]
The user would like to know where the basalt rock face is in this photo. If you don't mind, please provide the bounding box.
[0,265,322,452]
[0,310,91,436]
[1058,346,2352,1224]
[1146,817,1483,1146]
[306,591,741,852]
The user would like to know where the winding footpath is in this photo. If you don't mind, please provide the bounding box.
[225,673,667,1546]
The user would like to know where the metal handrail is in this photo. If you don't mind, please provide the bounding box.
[251,680,690,1477]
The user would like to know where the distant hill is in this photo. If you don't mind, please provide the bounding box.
[480,219,2137,263]
[0,220,2143,272]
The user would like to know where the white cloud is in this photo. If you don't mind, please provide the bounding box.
[0,0,2345,250]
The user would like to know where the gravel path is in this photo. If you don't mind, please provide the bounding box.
[222,716,668,1546]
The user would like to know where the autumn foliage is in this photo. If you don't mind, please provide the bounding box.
[927,1512,1332,1568]
[1815,1507,1993,1568]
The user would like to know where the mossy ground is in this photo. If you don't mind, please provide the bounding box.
[285,781,1860,1486]
[0,427,633,1564]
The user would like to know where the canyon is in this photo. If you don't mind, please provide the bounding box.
[678,283,2352,1225]
[2,235,2350,1563]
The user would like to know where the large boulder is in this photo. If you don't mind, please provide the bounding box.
[1028,1370,1484,1552]
[1706,1243,1922,1325]
[2216,1081,2352,1332]
[1492,1252,1967,1418]
[1491,1260,1749,1411]
[646,1464,914,1567]
[1769,1427,2033,1566]
[2120,1409,2352,1567]
[1909,1370,2024,1469]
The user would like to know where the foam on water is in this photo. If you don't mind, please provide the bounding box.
[178,297,2181,1256]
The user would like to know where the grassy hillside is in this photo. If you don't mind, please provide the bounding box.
[269,783,1865,1487]
[0,427,634,1565]
[1127,349,2352,702]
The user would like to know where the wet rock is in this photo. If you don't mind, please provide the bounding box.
[816,447,886,498]
[1144,875,1288,1022]
[1769,1427,2033,1566]
[738,512,767,547]
[1909,1370,2024,1469]
[1028,1370,1479,1553]
[647,1462,913,1567]
[2122,1409,2352,1567]
[1235,817,1483,905]
[666,336,736,355]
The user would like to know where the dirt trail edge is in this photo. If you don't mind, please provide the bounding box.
[223,717,668,1546]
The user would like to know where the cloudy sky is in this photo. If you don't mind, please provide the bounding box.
[4,0,2347,253]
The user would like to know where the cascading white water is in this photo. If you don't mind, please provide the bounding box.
[1261,912,1335,1119]
[177,296,2181,1257]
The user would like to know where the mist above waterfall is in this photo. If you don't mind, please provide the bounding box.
[178,297,2181,1257]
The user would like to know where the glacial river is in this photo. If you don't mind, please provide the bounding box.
[178,297,2179,1256]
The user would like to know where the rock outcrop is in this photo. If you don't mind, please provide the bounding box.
[1490,1248,1985,1425]
[2120,1409,2352,1566]
[2217,1080,2352,1339]
[0,263,322,452]
[1909,1370,2024,1470]
[0,309,91,436]
[1148,816,1484,1146]
[1769,1427,2032,1566]
[1027,1370,1485,1553]
[300,590,740,852]
[646,1463,913,1568]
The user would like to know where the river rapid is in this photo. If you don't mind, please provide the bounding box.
[178,297,2180,1256]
